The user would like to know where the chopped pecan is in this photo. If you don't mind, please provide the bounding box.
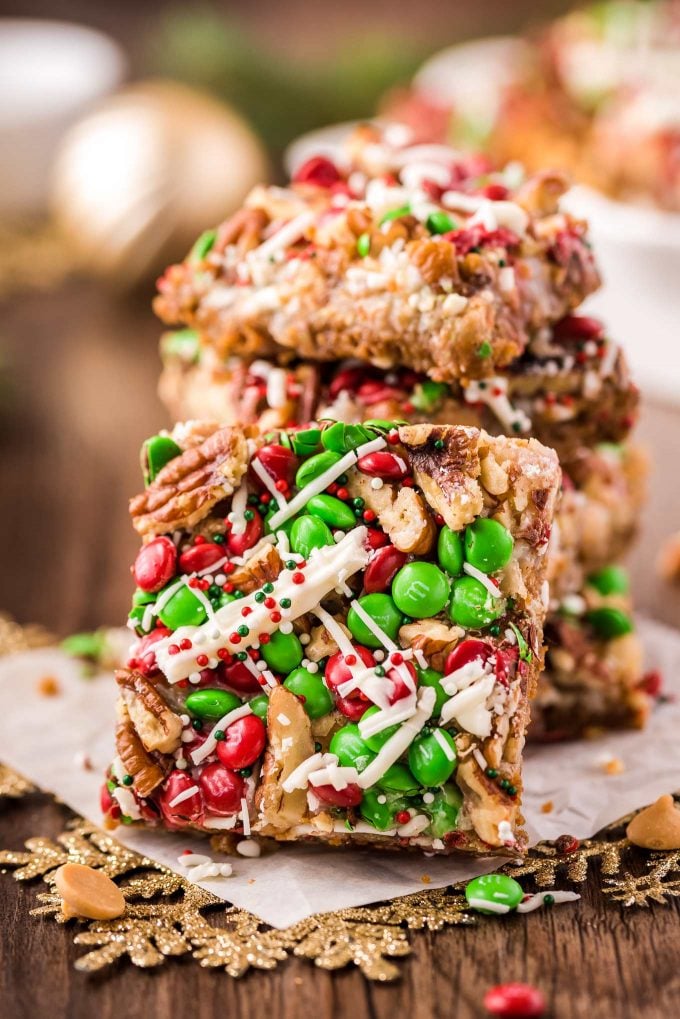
[130,426,249,537]
[214,206,269,254]
[409,237,459,287]
[169,419,223,450]
[305,620,348,662]
[515,170,568,218]
[399,620,464,673]
[115,718,166,798]
[255,687,314,833]
[229,541,283,594]
[456,755,521,850]
[116,670,182,754]
[346,472,436,554]
[398,424,483,531]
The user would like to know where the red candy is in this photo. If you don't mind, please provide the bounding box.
[216,715,267,769]
[293,155,343,188]
[386,660,418,703]
[366,528,390,550]
[133,536,177,592]
[335,695,368,721]
[179,542,225,574]
[328,365,366,397]
[198,762,246,817]
[313,782,363,807]
[356,380,402,405]
[227,513,263,556]
[444,639,493,676]
[129,625,172,678]
[222,659,262,695]
[325,645,376,695]
[553,314,603,343]
[364,545,407,593]
[100,782,121,820]
[483,983,545,1018]
[159,771,204,827]
[251,443,298,488]
[357,450,408,480]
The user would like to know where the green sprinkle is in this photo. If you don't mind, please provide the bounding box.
[263,583,274,593]
[214,730,226,741]
[280,597,292,609]
[236,651,248,661]
[239,767,253,777]
[244,509,255,521]
[190,228,217,262]
[486,768,498,779]
[285,561,297,570]
[543,893,555,905]
[254,591,266,603]
[375,665,386,677]
[212,533,225,544]
[434,439,445,449]
[357,232,371,257]
[192,719,202,731]
[426,210,455,234]
[477,341,492,358]
[237,624,249,637]
[122,774,134,786]
[353,497,365,509]
[379,204,411,225]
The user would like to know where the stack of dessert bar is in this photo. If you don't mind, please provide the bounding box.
[103,125,648,852]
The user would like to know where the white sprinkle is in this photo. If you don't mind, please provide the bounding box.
[178,853,211,867]
[251,455,288,509]
[241,797,251,836]
[432,728,456,761]
[175,757,188,770]
[300,632,311,645]
[468,898,511,914]
[370,477,384,490]
[463,561,503,599]
[167,785,200,809]
[237,839,261,858]
[279,621,293,634]
[277,713,291,726]
[498,820,516,844]
[473,747,488,772]
[377,794,387,804]
[517,890,580,913]
[422,792,435,804]
[397,813,430,837]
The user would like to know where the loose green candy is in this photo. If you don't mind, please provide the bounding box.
[410,380,449,413]
[295,450,343,488]
[360,706,400,753]
[586,607,634,639]
[189,228,217,261]
[426,210,455,234]
[438,526,464,577]
[321,421,373,453]
[261,631,304,674]
[248,694,270,719]
[158,585,208,629]
[391,562,450,618]
[284,667,334,718]
[587,565,629,596]
[408,728,457,786]
[290,428,321,457]
[464,518,514,574]
[290,514,334,558]
[417,667,447,716]
[306,493,357,529]
[161,328,200,365]
[464,873,524,914]
[360,788,407,831]
[377,762,420,794]
[329,724,376,772]
[142,435,182,486]
[449,577,503,628]
[427,784,463,838]
[185,688,241,721]
[347,593,403,647]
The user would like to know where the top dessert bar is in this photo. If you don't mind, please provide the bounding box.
[106,419,560,856]
[154,124,600,383]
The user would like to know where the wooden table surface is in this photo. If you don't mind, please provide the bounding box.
[1,279,680,1018]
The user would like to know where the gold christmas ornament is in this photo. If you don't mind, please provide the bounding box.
[50,80,268,287]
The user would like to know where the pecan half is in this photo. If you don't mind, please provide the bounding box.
[116,670,182,754]
[115,718,166,798]
[255,686,314,833]
[229,541,283,594]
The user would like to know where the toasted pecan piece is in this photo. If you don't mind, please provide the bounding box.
[255,686,314,833]
[130,426,248,537]
[345,472,436,554]
[398,424,484,531]
[399,620,464,673]
[115,719,166,798]
[229,541,283,594]
[116,670,182,754]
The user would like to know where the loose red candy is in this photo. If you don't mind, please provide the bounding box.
[216,715,267,769]
[179,542,226,574]
[222,659,262,694]
[251,443,298,488]
[445,639,493,676]
[364,545,407,593]
[198,762,245,816]
[133,536,177,592]
[159,771,203,827]
[357,451,408,480]
[293,155,343,188]
[227,513,263,556]
[313,782,363,807]
[325,645,376,695]
[483,983,545,1018]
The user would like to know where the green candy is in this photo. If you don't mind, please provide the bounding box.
[290,514,334,558]
[410,380,449,413]
[261,631,304,674]
[464,873,524,914]
[391,562,450,618]
[158,585,207,629]
[347,593,403,647]
[248,694,270,719]
[438,526,464,577]
[295,450,343,489]
[127,605,154,634]
[360,788,406,831]
[189,228,217,261]
[160,328,200,365]
[360,706,400,753]
[321,421,373,453]
[132,587,156,607]
[426,210,455,234]
[264,508,295,538]
[61,630,107,661]
[329,724,376,772]
[216,591,237,610]
[361,419,406,432]
[290,428,321,457]
[356,232,371,257]
[449,577,503,629]
[417,667,447,716]
[377,762,420,794]
[464,518,514,574]
[379,204,411,224]
[283,667,334,718]
[408,728,457,786]
[142,435,182,486]
[586,607,634,639]
[185,688,241,721]
[587,565,629,596]
[427,784,463,838]
[306,493,357,530]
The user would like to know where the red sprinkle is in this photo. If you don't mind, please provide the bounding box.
[483,983,545,1018]
[395,810,411,825]
[229,633,242,645]
[387,431,400,445]
[168,644,179,656]
[336,487,349,501]
[391,652,404,665]
[194,536,206,545]
[179,638,192,651]
[270,611,282,623]
[345,654,357,666]
[196,654,209,667]
[363,509,377,523]
[275,479,288,493]
[241,606,252,616]
[292,572,305,584]
[258,633,271,644]
[217,648,231,661]
[264,597,276,609]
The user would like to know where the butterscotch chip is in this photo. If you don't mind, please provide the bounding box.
[541,801,554,814]
[37,676,60,697]
[627,795,680,850]
[54,862,126,920]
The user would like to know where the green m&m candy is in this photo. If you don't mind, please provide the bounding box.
[359,705,400,753]
[185,688,241,721]
[408,728,457,786]
[128,605,154,634]
[391,562,450,618]
[264,508,295,538]
[426,210,455,234]
[427,784,463,838]
[464,518,514,574]
[132,587,156,607]
[290,514,334,558]
[321,421,373,454]
[360,788,407,831]
[142,434,182,486]
[438,526,464,577]
[587,565,629,596]
[295,450,343,488]
[449,576,503,629]
[329,724,376,772]
[290,428,321,457]
[283,666,334,718]
[248,694,270,719]
[158,585,208,629]
[411,380,449,413]
[377,762,420,794]
[306,493,357,529]
[586,607,634,639]
[464,873,524,914]
[417,667,447,716]
[261,631,304,674]
[347,593,403,647]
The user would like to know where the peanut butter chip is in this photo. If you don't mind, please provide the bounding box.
[626,795,680,850]
[54,863,126,920]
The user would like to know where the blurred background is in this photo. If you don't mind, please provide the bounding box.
[0,0,677,636]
